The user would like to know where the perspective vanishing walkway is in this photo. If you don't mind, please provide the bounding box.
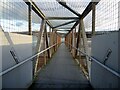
[30,43,92,89]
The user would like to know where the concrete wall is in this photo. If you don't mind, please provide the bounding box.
[0,28,33,88]
[91,31,120,88]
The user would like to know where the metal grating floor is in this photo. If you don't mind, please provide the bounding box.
[29,43,92,89]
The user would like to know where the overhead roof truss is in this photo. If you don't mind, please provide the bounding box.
[24,0,100,36]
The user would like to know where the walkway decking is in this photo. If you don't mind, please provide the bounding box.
[30,43,92,88]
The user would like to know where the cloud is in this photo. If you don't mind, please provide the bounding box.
[1,2,28,21]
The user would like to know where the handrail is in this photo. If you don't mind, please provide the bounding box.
[65,42,120,78]
[0,43,60,76]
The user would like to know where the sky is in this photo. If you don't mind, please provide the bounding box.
[0,0,119,32]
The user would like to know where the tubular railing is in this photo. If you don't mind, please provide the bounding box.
[65,42,120,78]
[0,43,60,77]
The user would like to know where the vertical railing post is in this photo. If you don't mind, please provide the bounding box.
[70,32,71,50]
[34,19,45,76]
[72,29,74,56]
[52,30,55,53]
[92,3,96,36]
[69,34,71,49]
[65,36,66,45]
[75,21,81,58]
[78,24,82,66]
[28,3,32,35]
[80,19,89,76]
[54,32,56,51]
[53,31,55,52]
[69,33,71,50]
[68,34,70,48]
[44,29,47,65]
[71,31,73,51]
[67,35,69,47]
[74,28,76,57]
[45,24,50,59]
[49,27,53,56]
[57,35,59,48]
[55,32,57,51]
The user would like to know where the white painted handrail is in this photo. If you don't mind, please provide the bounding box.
[0,43,59,76]
[66,42,120,78]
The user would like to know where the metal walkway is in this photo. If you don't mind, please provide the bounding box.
[30,43,91,88]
